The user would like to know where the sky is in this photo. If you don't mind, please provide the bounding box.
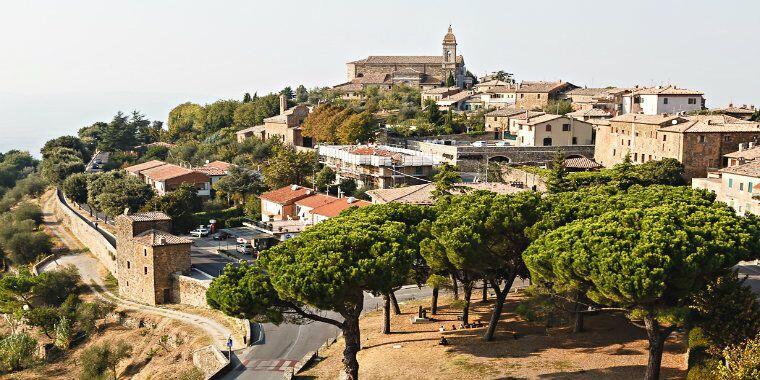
[1,0,759,154]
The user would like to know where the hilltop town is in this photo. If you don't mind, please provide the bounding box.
[0,25,759,380]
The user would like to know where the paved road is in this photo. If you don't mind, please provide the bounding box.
[736,261,760,294]
[188,236,247,277]
[225,285,433,380]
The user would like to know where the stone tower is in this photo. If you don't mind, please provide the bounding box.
[115,212,192,305]
[442,25,458,80]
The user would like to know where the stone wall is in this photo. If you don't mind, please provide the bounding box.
[192,345,230,379]
[53,190,117,274]
[172,274,211,308]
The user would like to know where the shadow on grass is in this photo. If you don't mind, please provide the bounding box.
[536,364,685,379]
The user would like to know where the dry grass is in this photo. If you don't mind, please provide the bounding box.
[298,294,686,380]
[8,310,210,380]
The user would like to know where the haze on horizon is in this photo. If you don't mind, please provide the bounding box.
[1,0,759,154]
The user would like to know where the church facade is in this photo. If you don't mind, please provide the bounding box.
[337,26,472,94]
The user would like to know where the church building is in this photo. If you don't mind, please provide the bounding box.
[335,26,472,96]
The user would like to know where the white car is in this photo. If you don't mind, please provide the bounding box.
[495,141,508,147]
[190,226,210,237]
[471,141,486,147]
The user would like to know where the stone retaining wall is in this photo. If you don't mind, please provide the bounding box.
[32,254,57,275]
[52,190,117,274]
[172,274,211,308]
[192,345,230,380]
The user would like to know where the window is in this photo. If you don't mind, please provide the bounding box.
[663,135,667,142]
[572,137,578,145]
[537,94,541,99]
[562,124,571,131]
[144,267,148,275]
[663,97,669,104]
[724,135,731,142]
[634,153,638,161]
[688,98,697,105]
[520,94,524,98]
[740,183,745,191]
[634,96,641,104]
[542,137,552,146]
[628,140,631,146]
[545,125,552,132]
[613,149,616,157]
[414,166,423,175]
[144,248,147,257]
[750,182,754,193]
[728,178,733,188]
[698,135,706,143]
[127,261,131,269]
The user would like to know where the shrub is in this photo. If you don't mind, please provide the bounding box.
[0,333,38,372]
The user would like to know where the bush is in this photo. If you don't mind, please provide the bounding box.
[5,231,52,265]
[0,333,38,372]
[79,340,132,380]
[12,202,43,225]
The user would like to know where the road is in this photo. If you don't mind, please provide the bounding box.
[736,261,760,294]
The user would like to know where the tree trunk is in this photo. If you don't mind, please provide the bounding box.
[482,281,488,302]
[451,274,459,299]
[484,276,515,341]
[382,294,391,334]
[643,315,670,380]
[341,316,361,380]
[431,286,439,315]
[390,292,401,315]
[462,283,472,324]
[572,299,584,333]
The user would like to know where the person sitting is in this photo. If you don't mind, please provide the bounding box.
[451,324,457,330]
[439,336,449,346]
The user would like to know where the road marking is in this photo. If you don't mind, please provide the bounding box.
[283,324,303,358]
[245,359,299,372]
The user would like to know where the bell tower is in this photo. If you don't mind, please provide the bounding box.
[442,25,458,84]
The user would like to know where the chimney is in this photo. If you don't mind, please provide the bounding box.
[739,143,745,151]
[158,236,167,245]
[279,94,287,115]
[750,142,755,149]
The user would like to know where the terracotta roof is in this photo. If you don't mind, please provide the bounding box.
[566,108,612,118]
[260,185,314,204]
[332,82,364,92]
[295,194,339,209]
[516,81,575,93]
[132,229,192,247]
[659,116,760,133]
[439,91,474,103]
[125,160,167,174]
[512,111,546,120]
[485,85,518,94]
[628,85,703,96]
[365,182,523,205]
[611,113,684,125]
[724,146,760,160]
[236,124,266,135]
[563,157,603,169]
[193,166,227,176]
[516,114,566,126]
[204,161,232,171]
[310,197,371,218]
[122,212,172,222]
[485,108,529,117]
[352,55,463,65]
[423,86,461,95]
[720,160,760,177]
[475,79,512,88]
[142,164,208,181]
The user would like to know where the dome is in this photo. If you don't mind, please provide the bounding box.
[443,25,456,44]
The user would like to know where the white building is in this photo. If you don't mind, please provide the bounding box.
[622,86,704,115]
[514,114,594,147]
[693,143,760,216]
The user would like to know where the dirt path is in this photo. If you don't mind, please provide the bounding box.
[40,190,241,350]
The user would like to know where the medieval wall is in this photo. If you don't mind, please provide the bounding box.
[172,274,211,308]
[53,191,117,273]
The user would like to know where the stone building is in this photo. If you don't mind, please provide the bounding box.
[235,95,312,148]
[563,87,629,115]
[594,113,760,180]
[115,212,192,305]
[621,85,705,115]
[515,81,577,110]
[337,26,472,93]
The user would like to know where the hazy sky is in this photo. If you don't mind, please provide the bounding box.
[2,0,759,153]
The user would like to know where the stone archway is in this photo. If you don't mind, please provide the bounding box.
[489,155,512,163]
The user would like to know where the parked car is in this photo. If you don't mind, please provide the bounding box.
[471,141,486,147]
[495,141,508,147]
[236,243,254,255]
[190,226,211,237]
[212,231,231,240]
